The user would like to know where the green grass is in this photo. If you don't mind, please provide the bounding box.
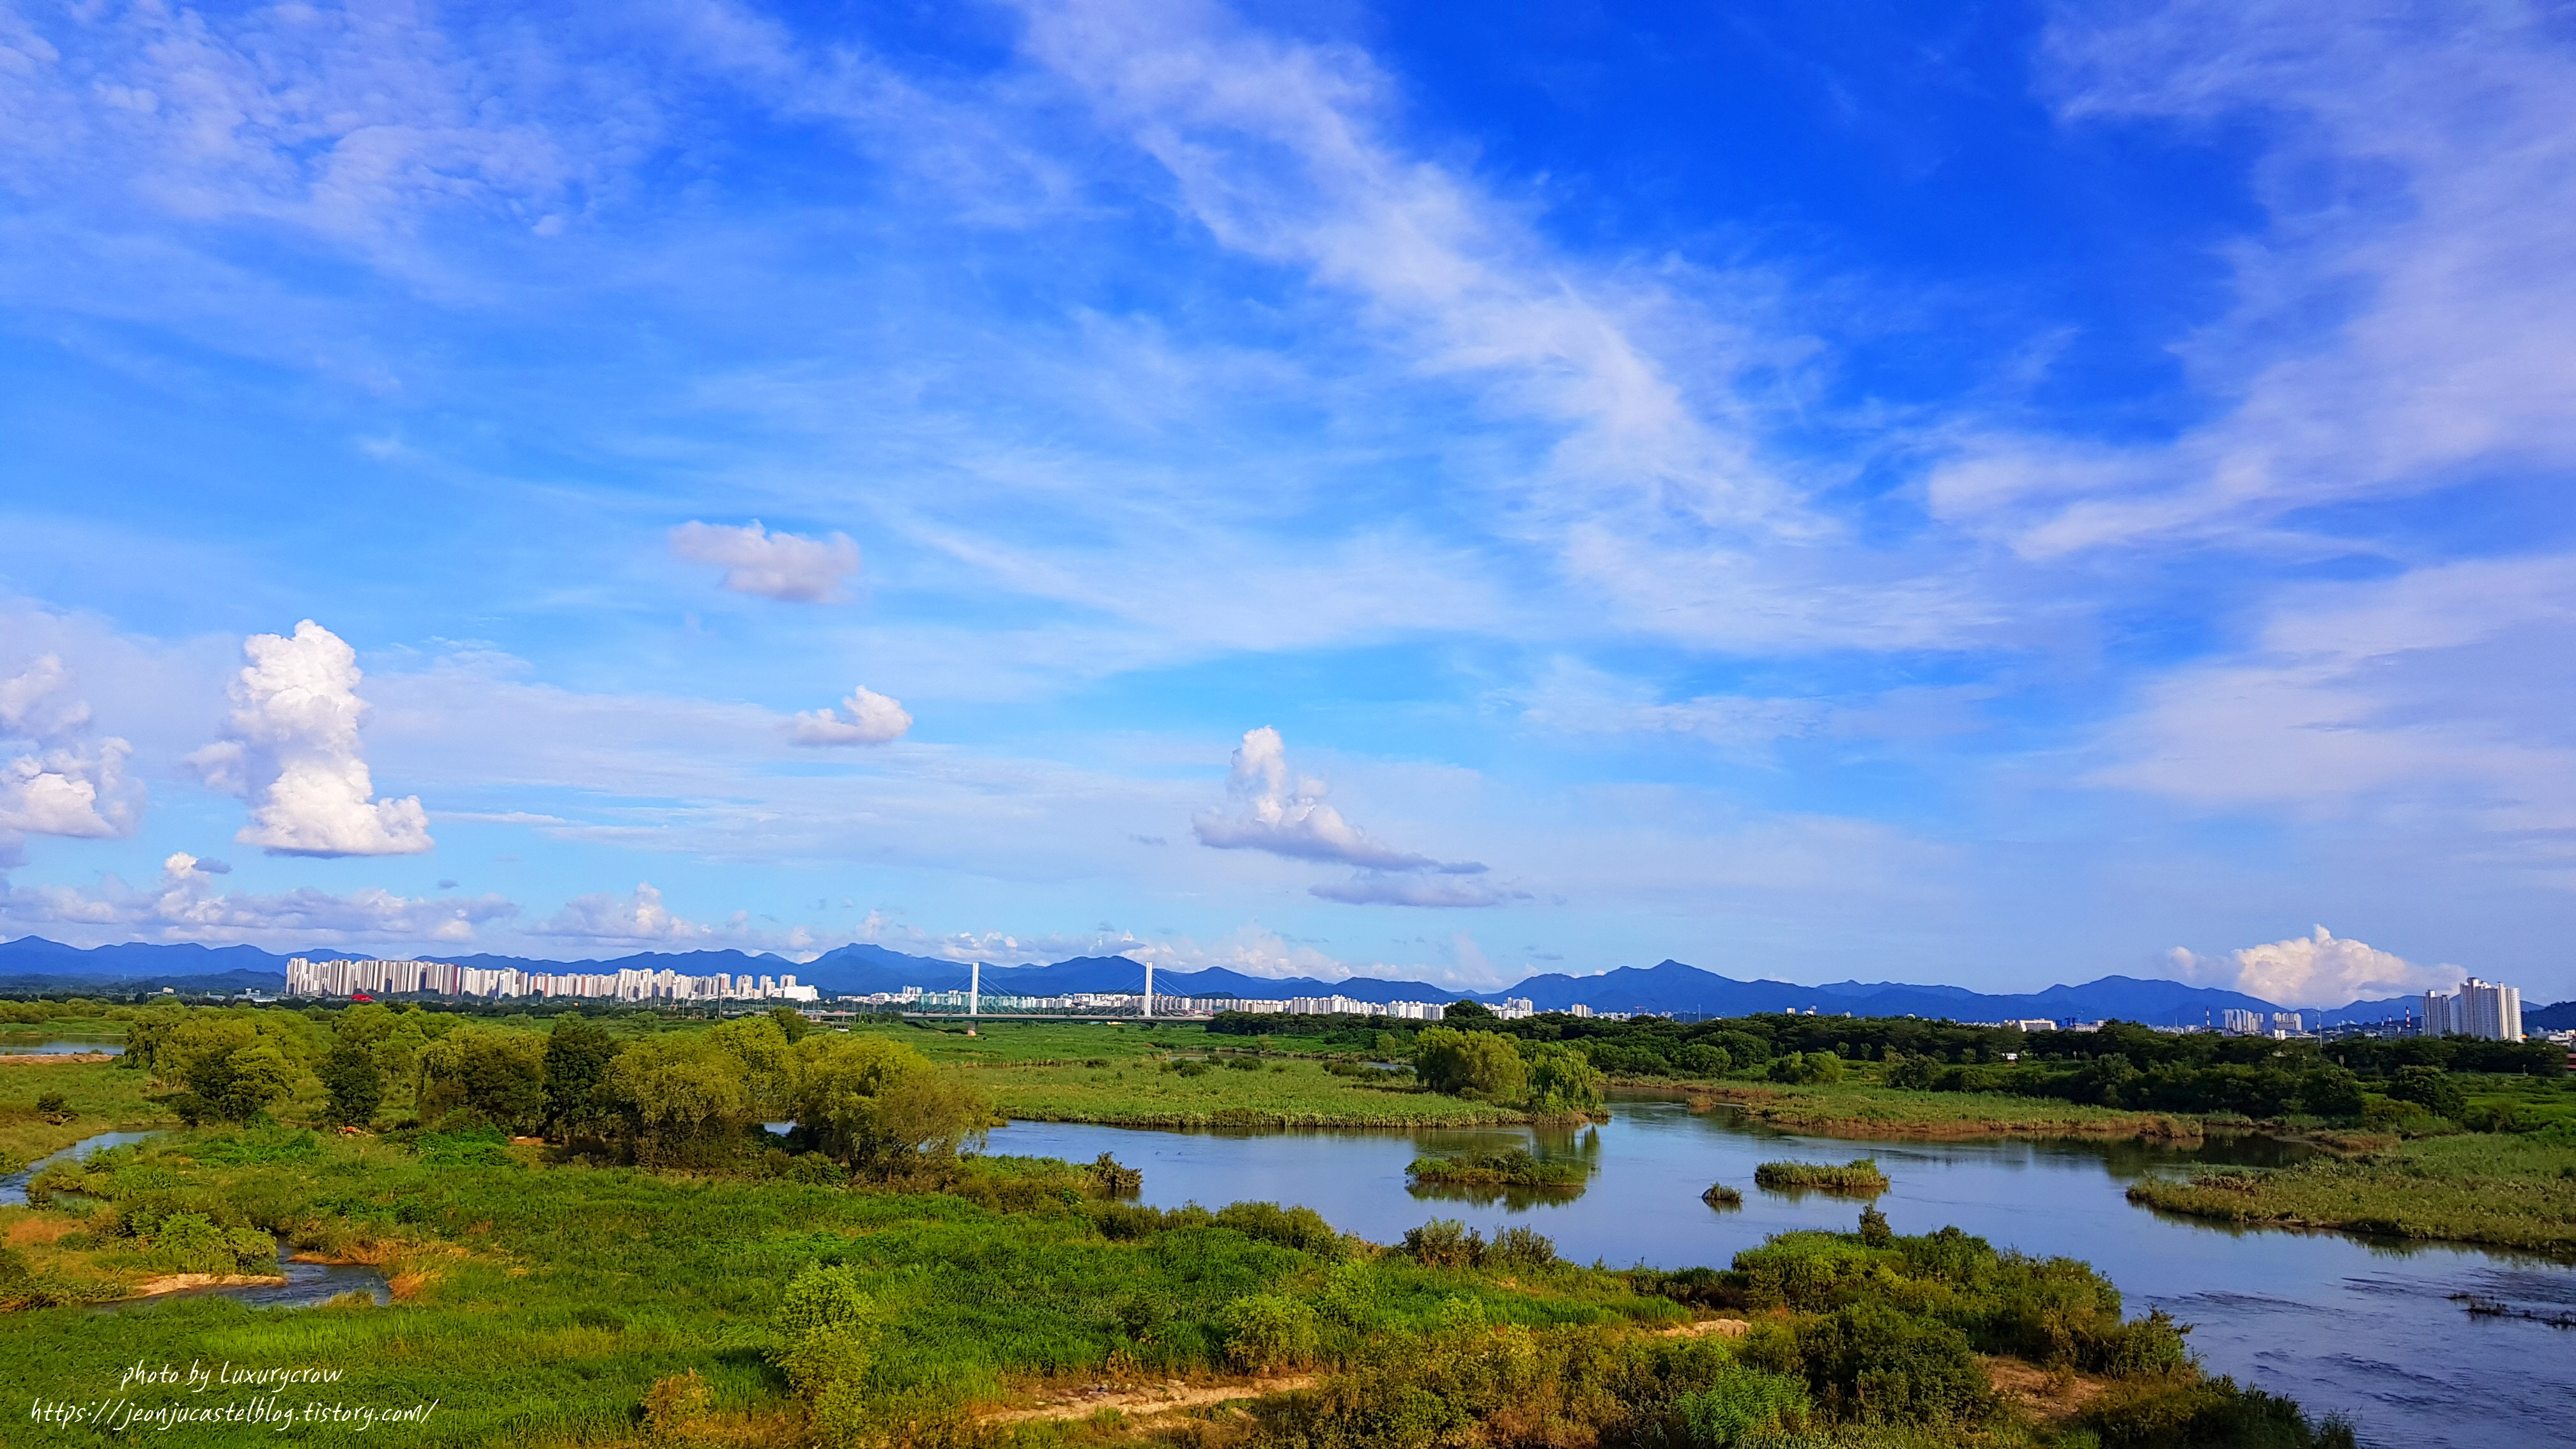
[2126,1128,2576,1254]
[1699,1080,2203,1141]
[1753,1159,1892,1195]
[877,1024,1523,1128]
[0,1058,175,1174]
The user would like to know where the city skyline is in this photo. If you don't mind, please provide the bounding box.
[6,3,2575,1005]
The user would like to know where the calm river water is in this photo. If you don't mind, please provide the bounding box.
[988,1098,2575,1449]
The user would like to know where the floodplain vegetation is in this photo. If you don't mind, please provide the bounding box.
[0,998,2367,1449]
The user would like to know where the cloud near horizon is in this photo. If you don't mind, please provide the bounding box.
[0,852,514,943]
[188,622,434,858]
[2168,925,2460,1009]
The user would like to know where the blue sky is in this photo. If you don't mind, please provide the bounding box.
[3,0,2572,1006]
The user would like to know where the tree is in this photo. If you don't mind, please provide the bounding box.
[2388,1065,2465,1120]
[1768,1051,1846,1086]
[788,1035,992,1170]
[1414,1027,1529,1101]
[1524,1042,1604,1116]
[542,1016,622,1140]
[602,1036,758,1167]
[157,1016,304,1123]
[417,1025,548,1133]
[768,1005,813,1044]
[1442,1000,1495,1022]
[317,1037,385,1126]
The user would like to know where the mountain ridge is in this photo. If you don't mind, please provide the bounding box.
[0,935,2444,1023]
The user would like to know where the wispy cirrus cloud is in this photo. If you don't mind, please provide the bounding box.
[1935,1,2576,556]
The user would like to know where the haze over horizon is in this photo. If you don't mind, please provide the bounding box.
[4,2,2572,1009]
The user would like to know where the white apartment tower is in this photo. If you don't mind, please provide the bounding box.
[2420,978,2522,1041]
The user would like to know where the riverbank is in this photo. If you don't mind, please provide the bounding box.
[2126,1129,2576,1255]
[1684,1081,2204,1141]
[0,1055,171,1174]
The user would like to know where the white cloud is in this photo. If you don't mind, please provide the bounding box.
[2168,925,2459,1008]
[0,652,143,843]
[0,853,516,945]
[1932,1,2576,555]
[1193,726,1478,873]
[670,521,861,602]
[530,880,818,951]
[189,621,434,857]
[787,686,912,746]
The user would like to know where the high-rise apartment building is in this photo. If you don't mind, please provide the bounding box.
[2221,1008,2263,1036]
[2420,978,2522,1041]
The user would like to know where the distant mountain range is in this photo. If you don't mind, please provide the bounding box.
[0,935,2464,1025]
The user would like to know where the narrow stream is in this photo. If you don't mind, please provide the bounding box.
[4,1131,390,1309]
[987,1098,2575,1449]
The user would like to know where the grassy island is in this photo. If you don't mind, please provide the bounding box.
[1754,1159,1892,1195]
[2126,1128,2576,1254]
[1406,1149,1588,1192]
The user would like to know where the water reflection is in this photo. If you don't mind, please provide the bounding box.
[985,1094,2575,1449]
[0,1038,125,1056]
[0,1130,157,1206]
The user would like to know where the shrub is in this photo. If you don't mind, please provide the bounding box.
[417,1124,516,1166]
[1484,1225,1558,1271]
[1406,1148,1586,1191]
[1220,1292,1319,1370]
[1402,1218,1482,1269]
[1676,1360,1813,1448]
[641,1369,710,1445]
[33,1090,72,1123]
[1223,1054,1264,1071]
[1745,1300,1994,1427]
[2079,1374,2358,1449]
[1089,1151,1144,1195]
[1702,1183,1744,1208]
[1214,1200,1346,1259]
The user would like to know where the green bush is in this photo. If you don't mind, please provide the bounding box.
[1220,1292,1319,1369]
[1676,1359,1813,1447]
[1745,1300,1993,1427]
[1215,1200,1347,1259]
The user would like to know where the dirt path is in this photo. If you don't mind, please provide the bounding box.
[1983,1356,2109,1425]
[982,1376,1316,1424]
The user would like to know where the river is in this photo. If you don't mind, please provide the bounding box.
[986,1096,2575,1449]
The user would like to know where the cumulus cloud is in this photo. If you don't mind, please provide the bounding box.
[670,521,861,602]
[2168,925,2460,1008]
[1193,726,1476,872]
[188,621,434,857]
[0,653,142,843]
[787,686,913,746]
[0,853,516,944]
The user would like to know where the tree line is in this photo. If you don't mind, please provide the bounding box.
[118,1002,992,1175]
